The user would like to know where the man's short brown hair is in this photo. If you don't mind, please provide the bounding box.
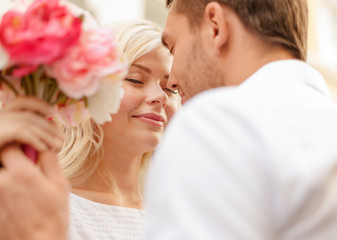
[166,0,308,61]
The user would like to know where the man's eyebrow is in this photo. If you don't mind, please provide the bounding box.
[161,33,169,49]
[131,63,152,74]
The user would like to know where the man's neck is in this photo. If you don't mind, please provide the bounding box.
[221,36,296,87]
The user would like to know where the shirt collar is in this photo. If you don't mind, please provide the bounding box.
[239,60,330,98]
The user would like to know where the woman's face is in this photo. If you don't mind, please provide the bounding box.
[102,46,180,153]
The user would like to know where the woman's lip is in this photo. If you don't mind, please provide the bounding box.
[134,116,164,127]
[132,113,165,127]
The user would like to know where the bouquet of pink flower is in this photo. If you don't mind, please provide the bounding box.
[0,0,127,161]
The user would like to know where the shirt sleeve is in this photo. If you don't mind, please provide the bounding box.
[143,94,274,240]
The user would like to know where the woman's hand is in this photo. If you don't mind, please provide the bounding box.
[0,97,69,239]
[0,145,70,240]
[0,97,63,151]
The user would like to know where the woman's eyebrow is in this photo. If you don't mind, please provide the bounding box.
[131,63,152,74]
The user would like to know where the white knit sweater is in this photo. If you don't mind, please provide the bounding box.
[68,193,145,240]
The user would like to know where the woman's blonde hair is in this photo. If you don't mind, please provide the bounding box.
[58,20,163,193]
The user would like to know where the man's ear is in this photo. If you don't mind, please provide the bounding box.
[203,2,228,56]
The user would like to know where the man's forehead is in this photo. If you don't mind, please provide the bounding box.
[162,9,188,45]
[161,9,176,47]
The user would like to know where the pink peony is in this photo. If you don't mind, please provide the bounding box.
[0,0,81,68]
[54,100,89,126]
[48,29,126,99]
[12,64,37,77]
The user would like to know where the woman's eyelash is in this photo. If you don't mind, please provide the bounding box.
[125,78,143,84]
[164,88,178,94]
[125,78,177,94]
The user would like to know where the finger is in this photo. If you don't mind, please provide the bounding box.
[18,111,63,144]
[10,126,61,152]
[4,97,55,117]
[24,112,64,139]
[22,123,63,150]
[12,130,48,152]
[38,151,69,190]
[0,145,36,171]
[0,112,63,152]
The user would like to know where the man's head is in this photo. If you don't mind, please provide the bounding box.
[166,0,308,61]
[163,0,308,103]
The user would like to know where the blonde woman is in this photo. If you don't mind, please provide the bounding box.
[58,20,180,240]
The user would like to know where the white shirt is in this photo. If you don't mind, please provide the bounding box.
[68,193,145,240]
[144,60,337,240]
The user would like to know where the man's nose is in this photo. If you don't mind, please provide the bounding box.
[167,74,178,90]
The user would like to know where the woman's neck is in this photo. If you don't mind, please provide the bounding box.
[72,144,145,209]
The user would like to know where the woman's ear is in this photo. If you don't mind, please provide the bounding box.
[203,2,228,56]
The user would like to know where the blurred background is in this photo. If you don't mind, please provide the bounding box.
[1,0,336,101]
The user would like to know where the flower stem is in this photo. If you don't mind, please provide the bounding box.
[0,74,19,96]
[46,80,58,104]
[24,75,33,95]
[52,92,67,105]
[30,74,36,96]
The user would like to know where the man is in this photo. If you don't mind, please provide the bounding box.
[144,0,337,239]
[1,0,337,239]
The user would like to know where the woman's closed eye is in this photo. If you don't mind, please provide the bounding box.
[125,78,144,84]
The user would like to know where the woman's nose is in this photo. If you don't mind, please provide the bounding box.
[146,84,168,108]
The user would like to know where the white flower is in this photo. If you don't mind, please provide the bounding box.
[87,79,124,124]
